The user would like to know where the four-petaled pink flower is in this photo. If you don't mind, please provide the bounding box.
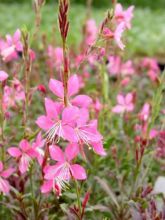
[102,22,125,50]
[115,3,134,29]
[49,74,92,108]
[112,93,134,114]
[36,98,79,142]
[72,108,106,156]
[41,143,86,196]
[0,29,23,62]
[8,139,37,174]
[0,71,8,82]
[0,161,14,194]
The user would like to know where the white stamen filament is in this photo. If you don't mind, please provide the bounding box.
[46,121,64,143]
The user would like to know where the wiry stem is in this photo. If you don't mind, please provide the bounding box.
[0,83,5,162]
[22,30,32,138]
[59,0,70,107]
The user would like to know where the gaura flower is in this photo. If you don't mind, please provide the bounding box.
[0,29,23,62]
[102,22,125,50]
[8,139,37,174]
[71,108,106,156]
[115,3,134,29]
[0,161,15,194]
[49,74,92,108]
[36,98,79,143]
[112,93,134,114]
[41,143,86,196]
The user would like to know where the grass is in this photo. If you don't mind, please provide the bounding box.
[0,2,165,58]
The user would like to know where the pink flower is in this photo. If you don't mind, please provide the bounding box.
[139,103,150,122]
[85,19,98,46]
[142,58,159,82]
[0,71,8,82]
[112,93,134,114]
[108,56,134,76]
[103,22,125,50]
[3,78,25,109]
[0,161,15,194]
[36,98,79,142]
[47,46,63,71]
[115,4,134,29]
[71,108,106,156]
[32,132,45,165]
[49,74,92,108]
[107,56,121,76]
[8,140,37,174]
[41,143,86,195]
[0,29,23,62]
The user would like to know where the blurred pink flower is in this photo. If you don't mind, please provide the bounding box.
[103,22,125,50]
[0,29,23,62]
[112,93,134,114]
[8,139,37,174]
[41,143,86,195]
[115,3,134,29]
[47,46,63,71]
[85,19,98,46]
[142,57,159,82]
[0,161,14,194]
[0,71,8,82]
[139,103,150,122]
[108,56,134,76]
[3,78,25,109]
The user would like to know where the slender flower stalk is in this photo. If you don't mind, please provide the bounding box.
[59,0,70,107]
[0,83,5,162]
[22,30,32,137]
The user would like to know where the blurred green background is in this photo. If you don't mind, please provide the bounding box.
[1,0,165,9]
[0,0,165,59]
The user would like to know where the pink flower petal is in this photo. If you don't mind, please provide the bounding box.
[19,139,31,152]
[117,94,125,105]
[49,78,64,98]
[63,125,77,142]
[65,143,79,161]
[71,95,92,108]
[45,98,58,119]
[44,164,63,179]
[0,178,10,194]
[71,164,87,180]
[0,71,8,82]
[36,116,54,131]
[62,106,79,124]
[68,74,79,97]
[13,29,21,43]
[91,142,106,156]
[1,168,15,178]
[41,180,53,194]
[112,105,125,114]
[19,154,31,174]
[7,147,22,158]
[49,145,65,162]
